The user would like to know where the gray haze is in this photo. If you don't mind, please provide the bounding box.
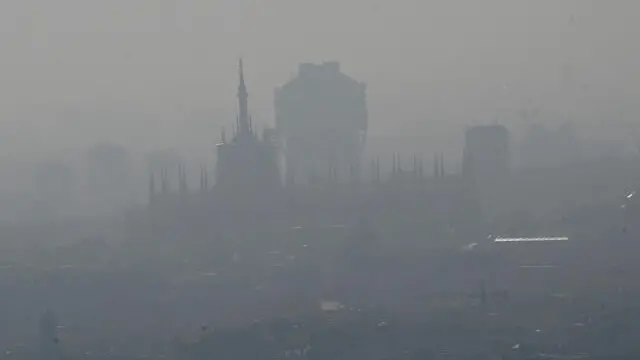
[1,0,639,156]
[3,2,640,356]
[1,0,640,219]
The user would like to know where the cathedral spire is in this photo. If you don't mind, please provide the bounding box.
[200,165,208,192]
[237,58,250,134]
[179,164,188,195]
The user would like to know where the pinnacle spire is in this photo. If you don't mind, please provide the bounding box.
[237,58,250,134]
[200,165,208,192]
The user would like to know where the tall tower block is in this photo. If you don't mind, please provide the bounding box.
[275,62,368,185]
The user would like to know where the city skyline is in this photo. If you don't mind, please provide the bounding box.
[1,3,639,357]
[1,1,639,159]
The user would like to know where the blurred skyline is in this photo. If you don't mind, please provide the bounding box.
[0,0,639,161]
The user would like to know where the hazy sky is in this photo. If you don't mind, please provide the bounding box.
[1,0,639,159]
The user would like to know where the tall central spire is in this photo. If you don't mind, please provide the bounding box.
[237,58,250,134]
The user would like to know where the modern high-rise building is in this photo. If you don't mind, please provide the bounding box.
[462,124,510,184]
[275,62,367,185]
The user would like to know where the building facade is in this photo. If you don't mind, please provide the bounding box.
[275,62,367,185]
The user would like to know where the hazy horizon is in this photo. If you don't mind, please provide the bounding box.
[2,3,640,354]
[1,0,639,160]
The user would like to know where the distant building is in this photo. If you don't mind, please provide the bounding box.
[275,62,367,185]
[462,125,510,184]
[140,60,479,244]
[215,59,281,196]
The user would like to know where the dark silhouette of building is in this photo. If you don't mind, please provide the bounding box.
[140,61,481,248]
[462,124,510,184]
[275,62,367,185]
[215,59,281,197]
